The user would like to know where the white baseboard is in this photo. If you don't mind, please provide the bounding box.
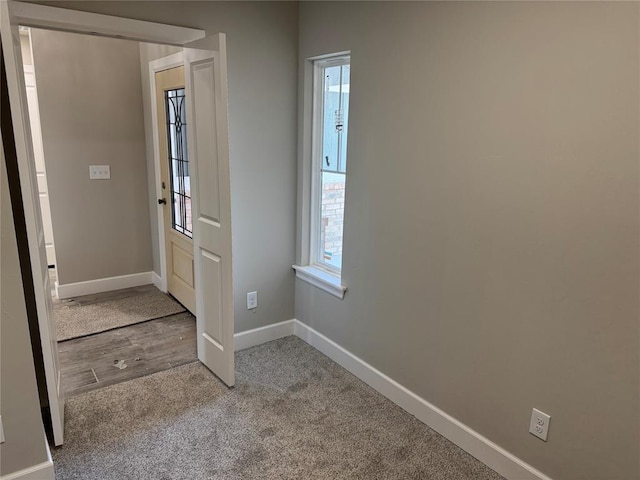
[234,319,295,351]
[292,320,553,480]
[1,440,54,480]
[0,461,54,480]
[56,271,154,299]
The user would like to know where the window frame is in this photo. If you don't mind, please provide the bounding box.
[293,53,350,300]
[310,54,350,275]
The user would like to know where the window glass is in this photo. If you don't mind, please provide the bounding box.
[316,60,349,271]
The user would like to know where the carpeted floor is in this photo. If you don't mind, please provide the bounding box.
[54,286,186,341]
[52,336,504,480]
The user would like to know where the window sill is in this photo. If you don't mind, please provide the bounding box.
[292,265,347,300]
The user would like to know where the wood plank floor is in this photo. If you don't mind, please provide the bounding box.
[58,312,197,397]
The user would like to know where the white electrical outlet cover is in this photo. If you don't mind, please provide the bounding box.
[529,408,551,441]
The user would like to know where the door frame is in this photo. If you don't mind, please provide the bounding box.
[8,1,204,45]
[23,49,58,270]
[149,52,185,294]
[2,0,235,443]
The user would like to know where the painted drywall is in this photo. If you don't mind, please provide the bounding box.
[0,145,49,475]
[296,3,639,480]
[30,29,153,286]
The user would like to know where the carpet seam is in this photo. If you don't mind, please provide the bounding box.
[57,309,189,343]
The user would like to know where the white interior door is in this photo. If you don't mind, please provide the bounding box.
[24,63,56,267]
[184,34,235,386]
[0,4,65,445]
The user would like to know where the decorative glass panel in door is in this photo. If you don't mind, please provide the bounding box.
[165,88,192,238]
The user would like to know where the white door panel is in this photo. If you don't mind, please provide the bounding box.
[184,34,235,386]
[0,3,64,445]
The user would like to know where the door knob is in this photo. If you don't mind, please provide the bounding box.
[158,198,167,205]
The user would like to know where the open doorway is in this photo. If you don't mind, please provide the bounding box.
[21,24,200,430]
[2,1,236,447]
[19,26,200,400]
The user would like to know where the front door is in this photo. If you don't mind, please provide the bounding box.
[155,66,196,314]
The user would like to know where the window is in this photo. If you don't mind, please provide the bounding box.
[315,58,349,272]
[165,87,192,238]
[294,54,350,299]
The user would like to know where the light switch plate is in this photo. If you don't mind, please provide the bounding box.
[89,165,110,180]
[247,291,258,310]
[0,415,5,443]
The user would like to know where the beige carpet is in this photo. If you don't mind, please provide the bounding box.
[55,286,186,341]
[52,337,504,480]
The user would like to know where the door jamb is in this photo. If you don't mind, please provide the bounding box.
[149,52,185,293]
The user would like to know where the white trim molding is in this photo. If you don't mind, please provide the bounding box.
[10,2,204,46]
[148,52,185,295]
[152,272,164,292]
[234,319,295,351]
[0,439,54,480]
[56,271,154,299]
[0,461,54,480]
[292,265,346,299]
[292,320,554,480]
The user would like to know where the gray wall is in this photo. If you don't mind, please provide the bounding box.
[296,3,639,480]
[0,147,49,475]
[31,29,153,286]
